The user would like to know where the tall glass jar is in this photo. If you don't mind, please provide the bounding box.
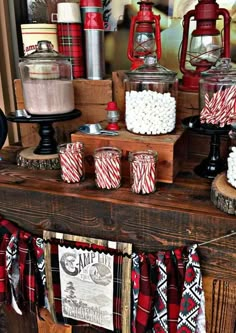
[124,56,178,135]
[227,120,236,188]
[19,40,74,115]
[199,58,236,128]
[94,147,122,189]
[129,150,158,194]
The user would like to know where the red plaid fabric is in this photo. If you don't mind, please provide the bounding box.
[0,217,46,313]
[165,251,179,333]
[57,23,85,78]
[135,254,153,333]
[49,238,123,332]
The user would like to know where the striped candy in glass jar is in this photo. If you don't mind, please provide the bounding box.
[94,147,122,189]
[129,150,158,194]
[58,142,85,183]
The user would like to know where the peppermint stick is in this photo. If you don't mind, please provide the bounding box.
[131,153,156,194]
[59,142,84,183]
[94,150,121,189]
[200,86,236,127]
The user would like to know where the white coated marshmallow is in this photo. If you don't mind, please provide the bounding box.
[227,148,236,188]
[125,90,176,135]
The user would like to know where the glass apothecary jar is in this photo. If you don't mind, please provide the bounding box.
[19,40,74,115]
[200,58,236,128]
[124,56,178,135]
[94,147,122,189]
[129,150,158,194]
[227,120,236,188]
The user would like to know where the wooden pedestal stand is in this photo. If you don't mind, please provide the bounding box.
[7,110,81,170]
[211,172,236,215]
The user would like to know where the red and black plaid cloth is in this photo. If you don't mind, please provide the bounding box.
[132,247,189,333]
[49,238,123,332]
[57,23,85,78]
[0,216,45,312]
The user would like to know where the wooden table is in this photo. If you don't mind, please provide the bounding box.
[0,147,235,333]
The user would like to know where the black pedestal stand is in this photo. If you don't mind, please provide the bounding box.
[182,116,230,179]
[7,110,81,169]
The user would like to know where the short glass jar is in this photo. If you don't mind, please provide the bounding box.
[94,147,122,189]
[200,58,236,128]
[124,56,178,135]
[58,142,85,183]
[129,150,158,194]
[227,121,236,188]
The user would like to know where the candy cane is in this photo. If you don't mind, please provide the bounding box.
[58,142,84,183]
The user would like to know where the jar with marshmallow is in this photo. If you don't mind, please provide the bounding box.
[124,56,178,135]
[227,121,236,189]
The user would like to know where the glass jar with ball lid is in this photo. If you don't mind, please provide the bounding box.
[199,58,236,129]
[227,119,236,188]
[124,55,178,135]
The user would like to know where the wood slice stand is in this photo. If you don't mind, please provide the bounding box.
[7,110,81,170]
[17,147,60,170]
[211,172,236,215]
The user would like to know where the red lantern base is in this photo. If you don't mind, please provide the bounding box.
[178,73,201,92]
[106,123,120,131]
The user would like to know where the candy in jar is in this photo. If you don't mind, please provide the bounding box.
[94,147,122,189]
[129,150,158,194]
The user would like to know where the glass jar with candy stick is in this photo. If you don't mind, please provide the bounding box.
[58,142,85,183]
[200,58,236,128]
[128,150,158,194]
[94,147,122,190]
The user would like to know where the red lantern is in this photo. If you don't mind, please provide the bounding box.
[179,0,231,92]
[127,0,161,70]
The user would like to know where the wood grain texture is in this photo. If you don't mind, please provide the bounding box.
[0,151,236,332]
[203,277,236,333]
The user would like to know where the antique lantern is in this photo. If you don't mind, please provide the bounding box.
[127,0,161,70]
[179,0,230,91]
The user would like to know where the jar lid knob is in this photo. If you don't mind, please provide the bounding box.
[214,57,232,70]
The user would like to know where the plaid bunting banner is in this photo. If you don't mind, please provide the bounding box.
[57,23,85,78]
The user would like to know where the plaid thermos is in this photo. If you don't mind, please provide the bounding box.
[54,2,85,78]
[57,23,85,78]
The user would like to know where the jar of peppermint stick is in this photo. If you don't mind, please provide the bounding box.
[94,147,122,190]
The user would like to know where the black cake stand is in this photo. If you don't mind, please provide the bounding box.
[7,109,81,169]
[182,116,230,179]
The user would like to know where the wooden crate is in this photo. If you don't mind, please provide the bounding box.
[71,123,187,183]
[14,78,113,148]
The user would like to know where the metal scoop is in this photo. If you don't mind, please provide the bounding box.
[78,123,119,136]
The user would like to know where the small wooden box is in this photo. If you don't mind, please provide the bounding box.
[71,124,187,183]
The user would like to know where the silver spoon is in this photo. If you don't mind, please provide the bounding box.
[78,123,119,136]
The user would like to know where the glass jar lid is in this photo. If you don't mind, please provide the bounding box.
[126,56,177,81]
[20,40,69,61]
[200,58,236,83]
